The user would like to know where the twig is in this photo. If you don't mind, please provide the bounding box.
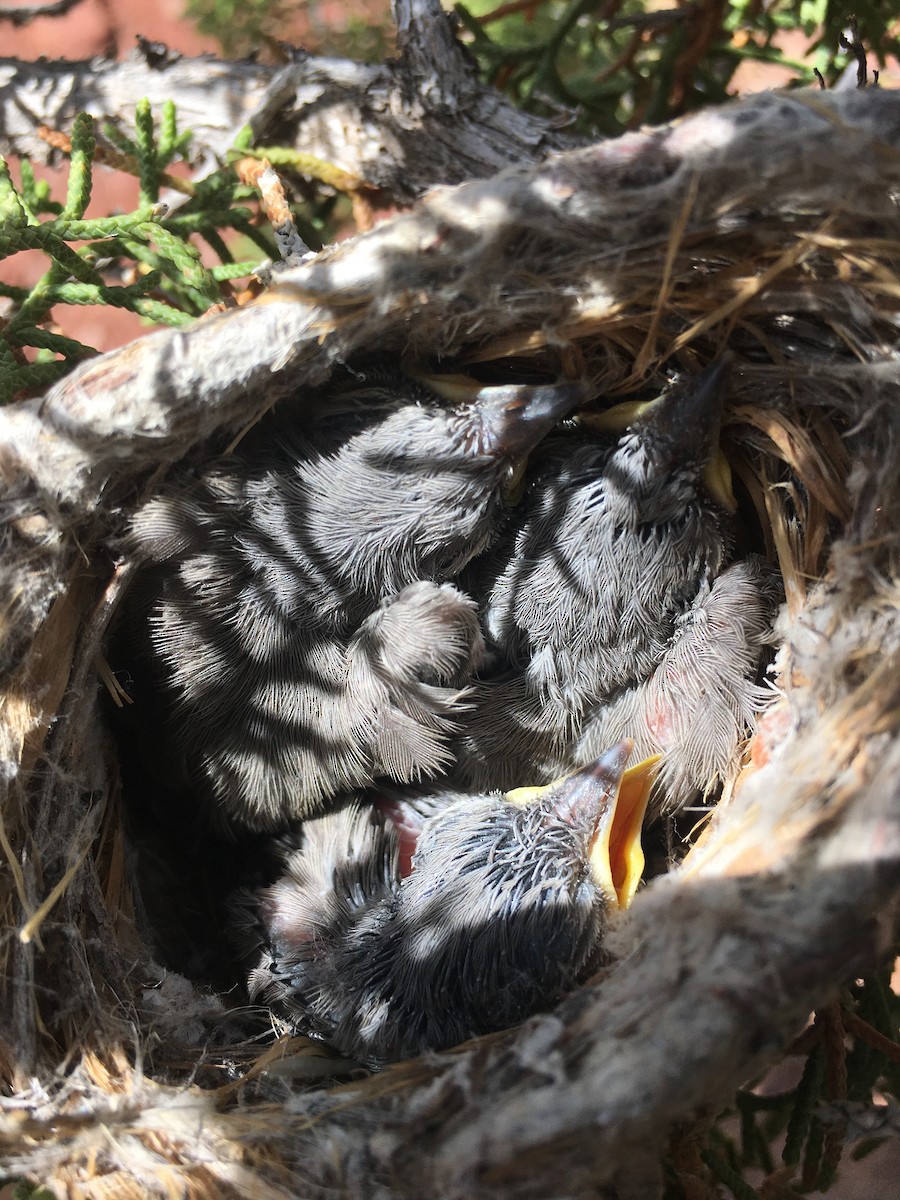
[235,157,311,265]
[842,1010,900,1065]
[0,51,578,203]
[473,0,548,25]
[839,18,868,89]
[818,1003,848,1178]
[602,3,700,33]
[37,124,197,198]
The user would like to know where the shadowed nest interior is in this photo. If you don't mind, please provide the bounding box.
[0,86,898,1198]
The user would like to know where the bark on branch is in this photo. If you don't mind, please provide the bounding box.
[0,0,578,200]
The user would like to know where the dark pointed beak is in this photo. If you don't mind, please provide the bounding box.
[645,355,732,490]
[419,373,588,460]
[579,355,736,511]
[661,353,732,436]
[476,380,589,459]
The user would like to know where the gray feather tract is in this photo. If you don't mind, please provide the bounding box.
[572,556,779,808]
[243,746,637,1067]
[453,359,779,803]
[479,360,732,714]
[124,373,586,830]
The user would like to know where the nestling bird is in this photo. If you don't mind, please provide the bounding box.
[132,370,587,625]
[242,742,656,1067]
[453,358,777,807]
[123,370,586,830]
[476,358,735,717]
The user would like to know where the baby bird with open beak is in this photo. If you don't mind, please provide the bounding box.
[243,742,655,1067]
[124,371,585,831]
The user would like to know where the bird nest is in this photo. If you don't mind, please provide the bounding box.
[1,87,899,1198]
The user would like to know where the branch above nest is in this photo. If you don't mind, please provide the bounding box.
[0,0,579,201]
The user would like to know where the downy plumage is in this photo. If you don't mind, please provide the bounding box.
[123,371,585,829]
[242,743,653,1066]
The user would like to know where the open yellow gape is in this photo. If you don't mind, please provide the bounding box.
[506,745,660,911]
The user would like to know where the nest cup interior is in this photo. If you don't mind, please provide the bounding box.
[10,333,877,1080]
[101,340,807,1058]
